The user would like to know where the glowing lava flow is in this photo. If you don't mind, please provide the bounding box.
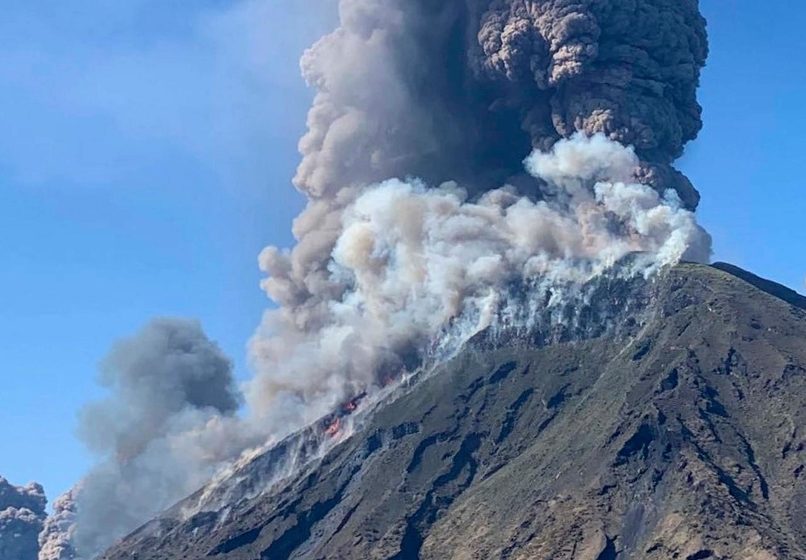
[320,393,367,438]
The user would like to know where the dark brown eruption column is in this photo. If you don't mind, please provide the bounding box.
[471,0,708,207]
[264,0,708,329]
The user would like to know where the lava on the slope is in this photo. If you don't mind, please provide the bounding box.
[320,393,367,438]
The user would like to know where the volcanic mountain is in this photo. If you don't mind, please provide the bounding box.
[98,262,806,560]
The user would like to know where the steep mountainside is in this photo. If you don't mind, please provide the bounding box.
[102,264,806,560]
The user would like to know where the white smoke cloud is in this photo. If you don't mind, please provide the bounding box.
[247,133,711,434]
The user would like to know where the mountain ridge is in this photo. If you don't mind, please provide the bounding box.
[711,262,806,311]
[101,263,806,560]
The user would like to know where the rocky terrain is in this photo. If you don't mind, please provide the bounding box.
[101,263,805,559]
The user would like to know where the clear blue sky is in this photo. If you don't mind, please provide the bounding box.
[0,1,803,502]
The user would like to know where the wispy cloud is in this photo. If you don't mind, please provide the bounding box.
[0,0,336,189]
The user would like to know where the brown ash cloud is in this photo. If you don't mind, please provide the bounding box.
[266,0,707,330]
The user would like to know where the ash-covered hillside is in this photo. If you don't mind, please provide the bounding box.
[101,263,806,560]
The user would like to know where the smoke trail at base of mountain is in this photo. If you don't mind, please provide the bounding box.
[0,476,47,560]
[45,319,260,560]
[37,490,78,560]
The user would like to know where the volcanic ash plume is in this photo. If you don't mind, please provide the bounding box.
[50,1,712,557]
[279,0,707,318]
[55,319,255,559]
[249,0,710,430]
[0,476,47,560]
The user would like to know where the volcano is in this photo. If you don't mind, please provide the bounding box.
[99,263,806,560]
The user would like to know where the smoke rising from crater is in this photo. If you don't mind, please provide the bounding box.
[272,0,707,320]
[250,0,709,422]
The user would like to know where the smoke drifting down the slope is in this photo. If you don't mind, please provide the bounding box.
[45,1,710,558]
[249,133,710,429]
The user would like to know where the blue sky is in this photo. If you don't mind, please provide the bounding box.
[0,1,804,501]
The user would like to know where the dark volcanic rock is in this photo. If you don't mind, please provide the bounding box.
[102,264,806,560]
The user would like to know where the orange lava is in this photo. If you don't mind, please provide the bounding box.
[324,417,341,437]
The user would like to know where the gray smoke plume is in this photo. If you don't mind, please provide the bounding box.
[58,319,249,558]
[78,317,239,461]
[0,476,47,560]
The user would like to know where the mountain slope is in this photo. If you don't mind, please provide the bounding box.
[102,263,806,560]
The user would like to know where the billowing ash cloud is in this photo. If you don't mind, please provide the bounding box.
[276,0,707,322]
[295,0,707,200]
[0,476,47,560]
[250,0,709,425]
[56,319,252,559]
